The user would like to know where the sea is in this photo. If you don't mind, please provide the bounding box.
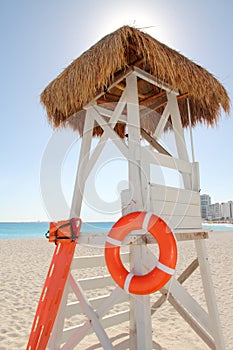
[0,221,232,240]
[0,221,115,240]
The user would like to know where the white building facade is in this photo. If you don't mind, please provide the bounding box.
[200,194,211,219]
[207,203,222,221]
[201,194,233,221]
[221,201,233,220]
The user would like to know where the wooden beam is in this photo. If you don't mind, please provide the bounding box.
[140,99,167,119]
[178,92,189,100]
[133,66,179,95]
[98,91,188,111]
[140,231,208,245]
[92,108,129,159]
[139,90,159,100]
[115,82,145,99]
[115,83,125,92]
[176,231,208,241]
[167,294,216,349]
[151,99,167,111]
[140,128,171,156]
[178,258,199,284]
[144,93,188,113]
[97,100,117,110]
[83,91,128,181]
[84,67,133,108]
[102,93,120,102]
[140,91,166,106]
[153,102,170,140]
[94,67,188,111]
[95,105,127,124]
[151,258,199,313]
[133,58,144,67]
[165,278,212,334]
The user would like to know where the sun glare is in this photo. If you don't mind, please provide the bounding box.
[100,6,175,50]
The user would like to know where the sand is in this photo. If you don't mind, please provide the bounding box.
[0,231,232,350]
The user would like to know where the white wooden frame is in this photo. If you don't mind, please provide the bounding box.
[47,67,225,350]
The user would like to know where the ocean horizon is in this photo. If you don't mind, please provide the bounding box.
[0,221,233,240]
[0,221,115,240]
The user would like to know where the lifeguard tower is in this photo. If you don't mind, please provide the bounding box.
[27,26,230,350]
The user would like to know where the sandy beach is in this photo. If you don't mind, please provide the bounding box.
[0,231,232,350]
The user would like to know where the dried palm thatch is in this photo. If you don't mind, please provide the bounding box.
[40,25,230,137]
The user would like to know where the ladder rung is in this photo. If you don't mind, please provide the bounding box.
[62,310,129,343]
[66,293,129,318]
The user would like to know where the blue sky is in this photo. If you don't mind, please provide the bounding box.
[0,0,232,222]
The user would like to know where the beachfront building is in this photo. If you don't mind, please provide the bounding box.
[201,195,233,221]
[200,194,211,219]
[207,202,222,221]
[221,201,233,220]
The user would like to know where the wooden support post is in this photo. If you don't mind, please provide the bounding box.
[187,98,195,163]
[48,109,95,350]
[126,73,143,209]
[126,73,153,350]
[167,92,192,190]
[195,240,226,350]
[70,108,95,218]
[131,245,153,350]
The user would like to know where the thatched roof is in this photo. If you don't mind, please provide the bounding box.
[41,25,230,137]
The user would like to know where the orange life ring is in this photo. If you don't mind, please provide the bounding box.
[105,211,177,295]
